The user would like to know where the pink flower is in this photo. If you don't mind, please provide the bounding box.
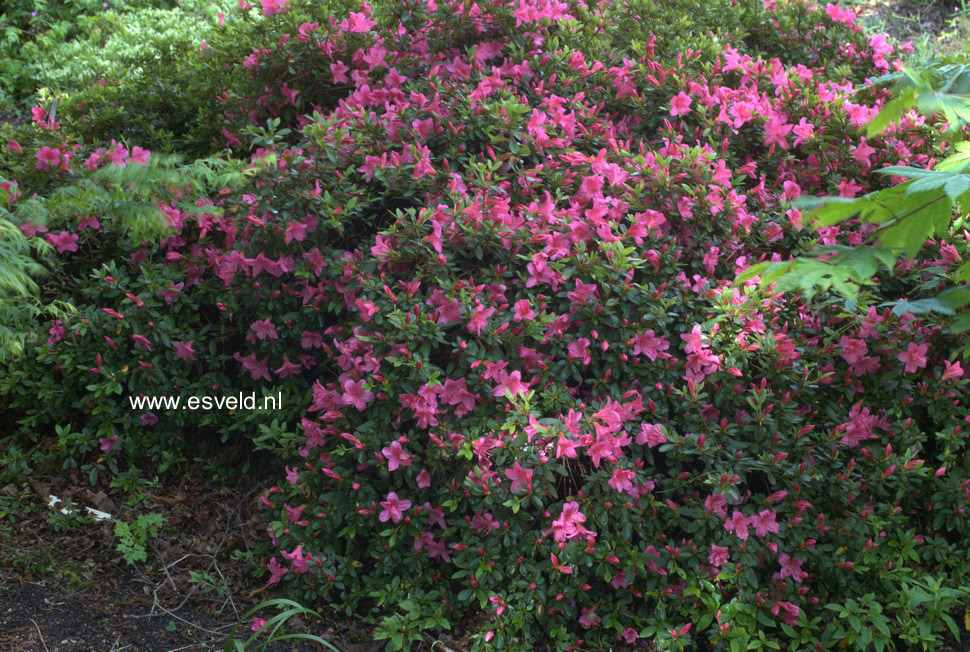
[467,304,495,335]
[771,601,800,626]
[357,300,379,322]
[942,360,964,381]
[776,553,808,583]
[792,117,815,147]
[284,221,307,243]
[128,146,150,165]
[512,300,535,321]
[724,510,750,540]
[381,440,412,471]
[680,324,708,354]
[379,492,411,523]
[416,469,431,488]
[567,338,591,365]
[132,334,152,351]
[341,11,377,32]
[840,336,868,365]
[708,544,729,568]
[579,607,601,629]
[78,215,100,231]
[670,92,692,117]
[234,352,271,381]
[107,140,129,166]
[36,146,62,171]
[250,319,278,341]
[636,423,667,448]
[608,468,635,494]
[342,379,374,411]
[549,501,594,543]
[632,330,669,360]
[266,557,287,585]
[705,493,728,518]
[330,61,350,83]
[260,0,289,16]
[99,435,119,451]
[555,436,581,459]
[493,370,529,398]
[763,117,792,149]
[504,462,533,492]
[898,342,928,374]
[750,509,780,538]
[45,231,79,254]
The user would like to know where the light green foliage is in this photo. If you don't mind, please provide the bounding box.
[0,207,55,361]
[28,0,234,93]
[867,59,970,137]
[0,154,245,361]
[114,512,165,565]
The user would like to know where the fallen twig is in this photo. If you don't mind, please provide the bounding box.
[29,617,49,652]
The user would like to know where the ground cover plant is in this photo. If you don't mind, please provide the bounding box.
[1,0,969,649]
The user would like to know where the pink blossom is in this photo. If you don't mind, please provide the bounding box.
[504,462,533,492]
[260,0,288,15]
[942,360,964,381]
[776,553,808,583]
[250,319,279,341]
[670,92,692,117]
[636,423,667,448]
[234,352,272,381]
[680,324,707,354]
[36,146,61,171]
[45,231,79,254]
[341,11,377,32]
[512,300,535,321]
[493,370,529,398]
[632,330,669,360]
[379,492,411,523]
[724,510,750,540]
[128,146,150,165]
[468,304,496,335]
[750,509,780,538]
[267,557,287,585]
[381,440,412,471]
[898,342,928,373]
[763,117,792,149]
[416,469,431,488]
[708,544,729,568]
[342,379,374,411]
[608,468,635,494]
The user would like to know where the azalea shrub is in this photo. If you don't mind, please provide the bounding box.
[1,0,969,650]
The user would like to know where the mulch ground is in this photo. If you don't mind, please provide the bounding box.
[852,0,970,55]
[0,472,384,652]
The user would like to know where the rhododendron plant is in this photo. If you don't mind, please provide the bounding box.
[2,0,969,649]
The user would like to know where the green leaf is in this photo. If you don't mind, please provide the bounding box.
[797,195,867,226]
[866,88,918,136]
[936,142,970,172]
[943,174,970,201]
[885,297,956,316]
